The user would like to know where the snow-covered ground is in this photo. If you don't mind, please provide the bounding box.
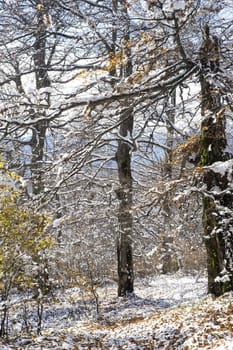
[1,273,233,349]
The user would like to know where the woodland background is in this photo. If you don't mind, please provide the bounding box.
[0,0,233,346]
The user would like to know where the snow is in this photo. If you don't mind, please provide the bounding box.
[205,159,233,177]
[0,273,212,348]
[163,0,186,12]
[2,273,233,349]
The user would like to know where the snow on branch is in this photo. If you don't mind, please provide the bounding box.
[204,159,233,177]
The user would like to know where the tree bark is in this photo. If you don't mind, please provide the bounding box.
[30,2,51,196]
[161,90,179,274]
[116,108,134,296]
[200,25,233,296]
[115,0,134,296]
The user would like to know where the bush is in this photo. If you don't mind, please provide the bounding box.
[0,160,53,336]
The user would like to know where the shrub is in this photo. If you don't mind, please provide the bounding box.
[0,160,53,336]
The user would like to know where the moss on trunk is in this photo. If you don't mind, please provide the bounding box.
[199,25,233,296]
[200,122,233,296]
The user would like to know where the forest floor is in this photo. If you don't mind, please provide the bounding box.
[1,272,233,349]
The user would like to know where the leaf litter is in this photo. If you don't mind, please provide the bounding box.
[1,273,233,349]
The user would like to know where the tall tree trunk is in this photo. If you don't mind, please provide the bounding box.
[116,119,134,296]
[30,2,51,196]
[161,90,179,274]
[115,0,134,296]
[199,25,233,296]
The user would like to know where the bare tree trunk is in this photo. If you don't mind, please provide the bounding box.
[161,90,179,274]
[116,108,134,296]
[200,25,233,296]
[29,2,51,293]
[115,0,134,296]
[30,2,51,196]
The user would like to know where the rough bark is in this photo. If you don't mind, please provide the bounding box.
[199,25,220,115]
[200,25,233,296]
[200,111,233,295]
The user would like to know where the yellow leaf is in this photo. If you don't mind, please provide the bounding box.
[195,166,204,174]
[36,4,44,10]
[76,69,88,79]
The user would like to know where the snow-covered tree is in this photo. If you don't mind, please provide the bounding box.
[0,0,232,298]
[199,24,233,295]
